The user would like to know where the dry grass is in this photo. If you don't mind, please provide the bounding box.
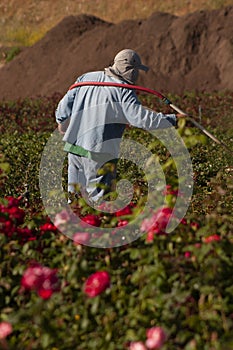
[0,0,232,46]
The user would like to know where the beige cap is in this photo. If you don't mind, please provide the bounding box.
[105,49,149,84]
[114,49,149,72]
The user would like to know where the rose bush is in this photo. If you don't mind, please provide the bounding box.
[0,92,233,349]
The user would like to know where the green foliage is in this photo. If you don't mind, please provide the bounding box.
[5,47,21,62]
[0,151,10,191]
[0,92,233,349]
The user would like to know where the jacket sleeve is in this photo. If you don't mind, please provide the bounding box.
[121,89,176,130]
[55,88,76,124]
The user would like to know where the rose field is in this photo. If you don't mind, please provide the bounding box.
[0,91,233,350]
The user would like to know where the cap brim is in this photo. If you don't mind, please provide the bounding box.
[138,64,149,72]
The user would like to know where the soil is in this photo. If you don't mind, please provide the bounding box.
[0,6,232,100]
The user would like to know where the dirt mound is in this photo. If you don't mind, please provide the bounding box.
[0,7,232,100]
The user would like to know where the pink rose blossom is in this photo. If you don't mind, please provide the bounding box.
[146,230,155,242]
[40,222,57,232]
[180,218,187,225]
[17,227,36,242]
[195,243,201,248]
[21,262,60,299]
[204,234,221,243]
[152,207,173,231]
[7,206,25,224]
[54,209,70,227]
[184,251,192,258]
[5,196,20,208]
[84,271,110,298]
[37,267,60,299]
[140,212,154,233]
[0,322,12,339]
[141,206,173,236]
[129,341,147,350]
[115,204,133,217]
[163,185,179,196]
[81,214,101,227]
[97,202,115,213]
[117,219,128,227]
[1,220,15,237]
[21,265,43,290]
[37,288,53,299]
[73,232,90,245]
[146,326,167,349]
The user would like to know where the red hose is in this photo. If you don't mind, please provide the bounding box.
[69,81,171,105]
[68,81,232,154]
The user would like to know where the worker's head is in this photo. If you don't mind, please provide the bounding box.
[107,49,149,84]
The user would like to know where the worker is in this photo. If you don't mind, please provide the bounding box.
[55,49,183,205]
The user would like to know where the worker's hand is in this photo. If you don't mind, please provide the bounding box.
[58,119,70,134]
[176,113,186,118]
[58,123,66,134]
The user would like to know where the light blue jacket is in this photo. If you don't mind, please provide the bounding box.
[55,71,176,157]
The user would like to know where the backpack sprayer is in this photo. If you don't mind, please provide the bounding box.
[69,81,233,155]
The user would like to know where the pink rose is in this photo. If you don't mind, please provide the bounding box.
[5,196,20,208]
[21,264,44,290]
[73,232,90,245]
[146,230,155,242]
[180,218,187,225]
[97,202,115,213]
[1,220,15,237]
[40,222,58,232]
[117,219,128,227]
[163,185,179,196]
[7,206,25,224]
[17,227,36,242]
[37,266,60,299]
[115,204,132,217]
[195,243,201,248]
[204,234,221,243]
[54,209,70,227]
[141,206,173,235]
[0,322,12,339]
[184,251,191,258]
[21,263,60,299]
[141,215,154,233]
[129,341,147,350]
[146,326,167,349]
[84,271,110,298]
[81,214,101,227]
[152,207,173,232]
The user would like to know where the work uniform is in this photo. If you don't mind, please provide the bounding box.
[55,70,176,204]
